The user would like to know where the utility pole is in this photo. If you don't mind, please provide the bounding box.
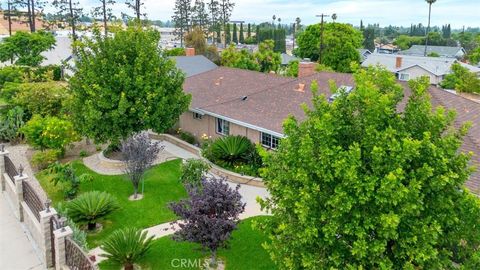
[316,13,329,64]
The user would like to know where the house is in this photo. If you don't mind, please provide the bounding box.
[361,53,480,85]
[174,57,480,194]
[374,43,400,54]
[281,53,300,66]
[399,45,466,59]
[358,49,372,63]
[171,50,218,77]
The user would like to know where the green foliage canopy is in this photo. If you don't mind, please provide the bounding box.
[295,23,362,72]
[440,62,480,93]
[69,24,191,144]
[259,67,480,269]
[0,31,56,66]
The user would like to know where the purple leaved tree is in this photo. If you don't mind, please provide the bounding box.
[121,132,162,199]
[169,177,245,266]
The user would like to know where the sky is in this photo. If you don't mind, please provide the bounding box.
[72,0,480,28]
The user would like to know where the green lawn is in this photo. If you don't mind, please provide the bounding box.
[37,159,187,246]
[99,216,277,270]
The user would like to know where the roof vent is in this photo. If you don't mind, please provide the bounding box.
[241,96,248,101]
[295,83,306,92]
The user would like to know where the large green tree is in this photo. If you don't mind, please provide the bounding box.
[440,62,480,93]
[295,23,362,72]
[0,31,55,66]
[259,67,480,269]
[69,24,191,144]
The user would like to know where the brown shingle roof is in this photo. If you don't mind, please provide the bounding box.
[184,67,480,194]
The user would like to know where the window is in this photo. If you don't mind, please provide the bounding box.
[193,112,202,120]
[399,73,410,81]
[261,132,280,149]
[216,118,229,135]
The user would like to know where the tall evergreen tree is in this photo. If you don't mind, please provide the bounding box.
[247,23,251,38]
[218,0,234,47]
[191,0,209,35]
[172,0,192,47]
[52,0,83,41]
[232,23,238,44]
[207,0,220,44]
[239,22,244,43]
[363,26,375,52]
[92,0,116,35]
[225,23,231,44]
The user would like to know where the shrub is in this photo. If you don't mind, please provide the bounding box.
[79,150,88,157]
[209,135,253,165]
[180,159,211,187]
[67,191,120,230]
[31,149,60,170]
[0,106,24,142]
[101,228,154,270]
[21,115,79,153]
[179,131,196,144]
[164,47,185,56]
[0,66,24,89]
[56,203,88,250]
[11,81,70,117]
[48,162,93,199]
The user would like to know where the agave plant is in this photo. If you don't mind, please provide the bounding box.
[101,228,154,270]
[210,135,253,165]
[67,191,120,230]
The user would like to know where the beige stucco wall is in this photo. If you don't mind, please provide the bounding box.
[179,111,262,144]
[398,65,442,85]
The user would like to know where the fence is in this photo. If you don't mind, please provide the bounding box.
[0,147,97,270]
[4,155,18,183]
[65,237,96,270]
[23,181,43,221]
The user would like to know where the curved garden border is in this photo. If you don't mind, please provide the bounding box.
[148,132,265,188]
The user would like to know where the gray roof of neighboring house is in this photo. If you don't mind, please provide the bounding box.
[171,55,218,77]
[41,36,73,66]
[399,45,465,58]
[358,49,372,62]
[361,53,480,76]
[281,53,300,66]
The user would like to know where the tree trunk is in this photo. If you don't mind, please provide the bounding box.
[69,0,77,41]
[7,1,12,36]
[30,0,36,32]
[124,262,134,270]
[102,0,107,35]
[26,0,33,32]
[87,222,96,230]
[209,250,217,267]
[133,185,138,199]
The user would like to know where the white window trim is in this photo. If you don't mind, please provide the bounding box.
[193,112,202,120]
[261,132,280,149]
[399,73,410,81]
[216,118,230,135]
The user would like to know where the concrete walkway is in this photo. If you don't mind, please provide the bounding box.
[0,193,44,270]
[85,140,270,264]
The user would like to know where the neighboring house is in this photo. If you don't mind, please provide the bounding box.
[375,43,400,54]
[281,53,300,66]
[358,49,372,63]
[361,53,480,85]
[399,45,466,59]
[171,50,218,77]
[41,36,73,66]
[175,59,480,194]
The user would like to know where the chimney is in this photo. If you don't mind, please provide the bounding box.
[395,56,402,68]
[186,47,195,56]
[298,60,316,78]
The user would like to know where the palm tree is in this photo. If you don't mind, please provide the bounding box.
[332,13,337,22]
[278,17,281,29]
[424,0,437,56]
[293,17,301,51]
